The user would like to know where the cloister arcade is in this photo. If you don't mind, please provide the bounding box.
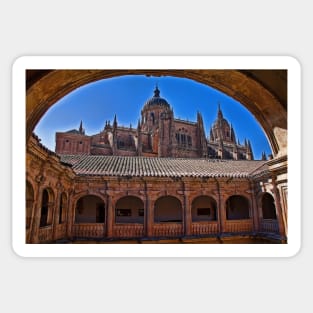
[25,68,288,243]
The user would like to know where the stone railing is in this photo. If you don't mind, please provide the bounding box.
[260,219,279,234]
[224,220,253,233]
[192,222,218,235]
[38,225,53,242]
[55,223,67,239]
[113,224,145,238]
[153,223,183,237]
[72,224,104,238]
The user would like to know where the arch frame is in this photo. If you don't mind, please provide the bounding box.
[74,193,106,224]
[154,195,183,223]
[25,66,288,157]
[225,194,252,220]
[191,195,218,222]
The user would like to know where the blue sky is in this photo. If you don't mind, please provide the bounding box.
[34,75,272,160]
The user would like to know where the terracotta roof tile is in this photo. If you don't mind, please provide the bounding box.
[59,155,269,178]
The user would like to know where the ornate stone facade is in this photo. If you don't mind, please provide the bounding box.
[25,69,288,244]
[56,87,256,160]
[26,134,287,244]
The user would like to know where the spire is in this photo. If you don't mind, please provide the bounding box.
[210,127,214,141]
[230,124,236,143]
[79,120,84,134]
[261,151,267,160]
[154,84,160,97]
[137,119,141,130]
[113,114,117,128]
[217,102,223,119]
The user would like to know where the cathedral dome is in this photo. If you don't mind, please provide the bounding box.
[143,86,170,109]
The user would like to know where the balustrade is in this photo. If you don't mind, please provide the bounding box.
[191,222,218,235]
[38,226,53,242]
[113,224,144,238]
[260,220,279,233]
[72,224,104,238]
[224,220,253,233]
[153,223,183,237]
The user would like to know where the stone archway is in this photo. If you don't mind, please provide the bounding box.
[115,196,144,224]
[75,195,105,224]
[40,188,55,227]
[261,192,277,219]
[154,196,183,223]
[226,195,250,220]
[26,69,287,157]
[191,195,217,222]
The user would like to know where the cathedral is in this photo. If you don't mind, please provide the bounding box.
[55,86,257,160]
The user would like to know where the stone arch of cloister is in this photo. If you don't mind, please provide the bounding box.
[26,69,287,157]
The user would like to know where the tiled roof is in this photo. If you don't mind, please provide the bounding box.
[59,155,268,178]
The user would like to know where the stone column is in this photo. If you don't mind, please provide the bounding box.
[215,179,225,234]
[66,191,75,240]
[30,180,44,244]
[146,198,154,238]
[272,177,287,239]
[249,181,259,233]
[267,155,288,239]
[184,193,192,236]
[219,197,227,234]
[106,196,114,238]
[52,190,61,240]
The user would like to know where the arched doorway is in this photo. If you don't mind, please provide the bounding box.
[226,195,250,220]
[191,195,217,221]
[40,188,55,227]
[115,196,144,224]
[154,196,182,223]
[75,195,105,223]
[262,193,277,219]
[26,180,34,229]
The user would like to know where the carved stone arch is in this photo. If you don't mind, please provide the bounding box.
[225,194,251,220]
[26,69,287,157]
[260,192,277,220]
[40,187,55,227]
[154,195,183,223]
[115,195,145,224]
[74,193,106,224]
[191,195,217,222]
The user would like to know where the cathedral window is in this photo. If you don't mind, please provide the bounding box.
[187,135,192,147]
[181,134,186,145]
[151,112,155,125]
[175,133,180,143]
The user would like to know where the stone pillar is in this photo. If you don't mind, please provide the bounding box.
[52,190,61,240]
[66,191,75,240]
[272,177,287,238]
[106,196,114,238]
[215,179,225,234]
[219,198,227,234]
[249,181,259,233]
[184,193,192,236]
[267,156,288,239]
[146,199,154,238]
[30,182,44,244]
